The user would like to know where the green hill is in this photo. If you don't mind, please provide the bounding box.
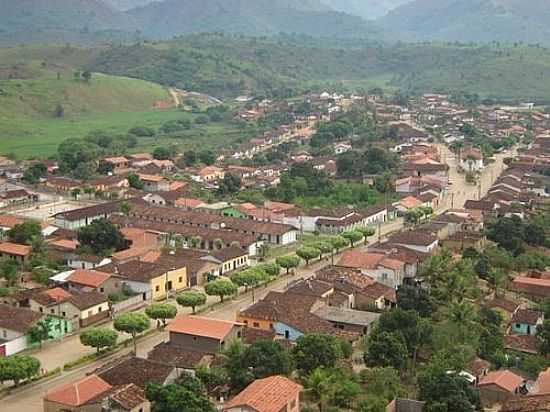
[0,50,176,157]
[85,34,550,102]
[127,0,378,39]
[379,0,550,45]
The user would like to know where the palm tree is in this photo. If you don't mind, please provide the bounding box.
[487,268,507,297]
[304,368,334,412]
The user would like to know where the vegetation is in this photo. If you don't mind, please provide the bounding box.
[145,377,216,412]
[204,278,238,302]
[0,355,40,386]
[80,328,118,353]
[113,312,150,354]
[176,291,207,313]
[77,219,128,256]
[8,221,42,245]
[145,303,178,328]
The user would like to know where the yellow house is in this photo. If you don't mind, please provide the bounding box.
[98,260,187,302]
[150,266,187,301]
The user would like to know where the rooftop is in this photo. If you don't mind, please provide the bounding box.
[478,370,524,392]
[223,375,302,412]
[44,375,112,407]
[167,315,242,340]
[0,303,42,334]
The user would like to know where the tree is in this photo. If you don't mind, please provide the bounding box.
[183,150,198,166]
[360,367,405,402]
[356,226,376,245]
[57,138,100,179]
[396,285,436,318]
[145,303,177,328]
[257,262,280,277]
[418,360,482,412]
[244,340,292,379]
[296,246,321,266]
[0,355,40,386]
[8,221,42,245]
[292,334,343,374]
[127,174,144,190]
[153,147,171,160]
[113,312,150,354]
[0,259,20,286]
[23,163,47,184]
[222,339,253,392]
[177,291,207,313]
[198,150,216,165]
[487,268,507,297]
[217,173,242,195]
[364,331,408,370]
[276,255,300,274]
[54,102,65,118]
[77,219,128,256]
[310,241,333,260]
[145,379,216,412]
[537,320,550,356]
[82,71,92,82]
[204,278,237,302]
[341,231,363,248]
[330,236,348,254]
[303,368,336,412]
[28,320,50,348]
[80,328,118,353]
[71,188,81,200]
[129,126,155,137]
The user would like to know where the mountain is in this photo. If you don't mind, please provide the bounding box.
[320,0,412,20]
[379,0,550,45]
[102,0,162,11]
[0,0,134,32]
[127,0,378,39]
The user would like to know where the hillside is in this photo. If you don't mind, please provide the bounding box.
[127,0,378,39]
[0,0,135,33]
[380,0,550,45]
[0,49,177,157]
[321,0,411,20]
[85,34,550,102]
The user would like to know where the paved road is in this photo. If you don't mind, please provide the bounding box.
[1,146,513,411]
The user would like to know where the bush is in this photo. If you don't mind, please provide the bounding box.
[129,126,156,137]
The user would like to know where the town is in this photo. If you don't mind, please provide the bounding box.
[1,89,550,412]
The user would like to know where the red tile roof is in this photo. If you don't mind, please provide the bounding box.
[68,269,111,288]
[478,370,523,393]
[223,375,302,412]
[167,315,242,340]
[44,375,112,406]
[0,242,31,256]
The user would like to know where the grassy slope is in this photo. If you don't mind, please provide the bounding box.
[0,49,177,157]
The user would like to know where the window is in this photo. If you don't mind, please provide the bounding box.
[516,323,521,328]
[253,322,260,328]
[155,285,160,292]
[39,307,43,313]
[88,310,92,317]
[2,330,6,338]
[62,312,66,317]
[100,288,104,293]
[50,309,55,314]
[179,277,183,283]
[98,306,102,312]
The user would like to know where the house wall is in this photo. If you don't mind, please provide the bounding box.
[0,334,28,356]
[273,322,303,341]
[43,399,104,412]
[0,251,27,264]
[169,326,241,353]
[355,294,385,311]
[512,322,538,335]
[220,256,249,274]
[150,267,187,300]
[30,300,81,329]
[236,316,273,331]
[0,326,24,341]
[281,231,297,245]
[479,385,515,406]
